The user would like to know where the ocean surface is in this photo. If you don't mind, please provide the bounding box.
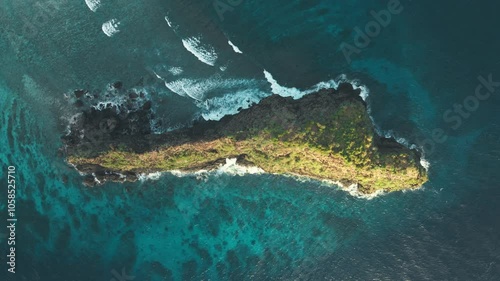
[1,0,500,280]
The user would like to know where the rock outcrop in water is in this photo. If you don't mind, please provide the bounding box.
[61,82,428,194]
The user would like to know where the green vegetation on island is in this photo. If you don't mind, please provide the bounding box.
[63,83,428,194]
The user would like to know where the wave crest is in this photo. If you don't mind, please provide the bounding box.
[85,0,101,12]
[102,19,121,37]
[182,36,218,66]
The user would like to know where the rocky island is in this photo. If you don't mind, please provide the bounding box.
[61,83,428,195]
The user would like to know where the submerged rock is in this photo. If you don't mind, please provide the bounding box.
[74,89,87,98]
[61,83,428,194]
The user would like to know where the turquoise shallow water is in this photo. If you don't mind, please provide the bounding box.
[1,0,500,280]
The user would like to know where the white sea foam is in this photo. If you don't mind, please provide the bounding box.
[168,67,183,76]
[90,89,131,113]
[92,173,101,184]
[420,158,430,171]
[164,16,173,28]
[93,101,122,112]
[336,182,385,200]
[264,70,372,102]
[134,161,389,200]
[163,75,266,118]
[164,15,180,33]
[182,36,218,66]
[102,19,121,37]
[377,129,430,172]
[198,88,269,120]
[381,130,411,147]
[264,70,355,99]
[169,158,264,179]
[180,70,371,121]
[264,70,305,99]
[152,70,163,80]
[348,79,370,101]
[322,73,429,173]
[228,40,243,54]
[159,73,269,122]
[274,173,386,200]
[164,79,203,100]
[138,172,163,181]
[83,84,152,120]
[63,112,84,136]
[217,158,265,175]
[126,69,427,196]
[176,166,385,199]
[175,77,214,101]
[85,0,101,12]
[163,80,187,97]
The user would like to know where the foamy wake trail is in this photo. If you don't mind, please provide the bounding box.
[182,36,218,66]
[85,0,101,12]
[228,40,243,54]
[102,19,120,37]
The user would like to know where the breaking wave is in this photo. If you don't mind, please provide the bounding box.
[102,19,121,37]
[85,0,101,12]
[138,158,264,183]
[158,74,268,120]
[168,67,183,76]
[138,172,163,181]
[136,158,388,199]
[198,88,269,120]
[263,70,364,99]
[182,36,218,66]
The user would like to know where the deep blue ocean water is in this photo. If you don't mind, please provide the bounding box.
[1,0,499,280]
